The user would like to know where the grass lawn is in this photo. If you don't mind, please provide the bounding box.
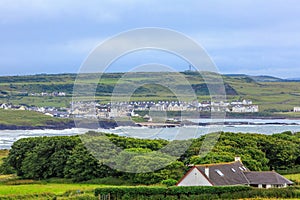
[0,183,100,196]
[284,173,300,183]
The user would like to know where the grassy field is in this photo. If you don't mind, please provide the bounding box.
[224,76,300,112]
[0,109,70,127]
[284,173,300,184]
[0,150,8,166]
[0,183,99,196]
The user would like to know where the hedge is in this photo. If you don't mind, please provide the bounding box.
[95,186,251,199]
[95,186,300,200]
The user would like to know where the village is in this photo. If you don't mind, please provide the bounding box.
[0,99,259,120]
[72,99,259,120]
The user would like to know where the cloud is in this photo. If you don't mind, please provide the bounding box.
[0,0,137,24]
[0,0,300,77]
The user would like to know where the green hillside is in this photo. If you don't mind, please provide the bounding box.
[0,109,72,127]
[0,72,300,115]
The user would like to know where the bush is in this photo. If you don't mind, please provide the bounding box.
[94,186,252,199]
[0,158,15,175]
[161,179,178,187]
[94,186,300,199]
[4,179,40,185]
[83,177,134,185]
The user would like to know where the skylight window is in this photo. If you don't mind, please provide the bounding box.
[242,166,247,171]
[231,168,236,172]
[239,167,244,171]
[215,169,224,176]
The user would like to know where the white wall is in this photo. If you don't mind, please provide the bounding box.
[177,168,212,186]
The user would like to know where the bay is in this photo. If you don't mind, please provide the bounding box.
[1,119,300,149]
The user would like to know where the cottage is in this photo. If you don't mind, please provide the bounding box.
[0,103,9,109]
[177,157,293,188]
[294,107,300,112]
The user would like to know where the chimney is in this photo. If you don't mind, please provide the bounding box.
[205,166,209,178]
[235,156,241,162]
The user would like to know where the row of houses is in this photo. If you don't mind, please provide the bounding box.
[29,92,66,97]
[0,103,70,118]
[71,100,259,119]
[0,99,259,119]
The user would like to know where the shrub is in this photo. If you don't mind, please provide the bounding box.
[94,186,252,199]
[161,179,178,187]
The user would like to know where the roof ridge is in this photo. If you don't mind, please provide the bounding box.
[195,161,240,167]
[274,171,281,184]
[241,171,250,185]
[245,171,277,173]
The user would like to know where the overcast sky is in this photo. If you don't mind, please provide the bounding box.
[0,0,300,78]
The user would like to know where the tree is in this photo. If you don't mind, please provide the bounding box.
[7,136,80,179]
[64,144,110,181]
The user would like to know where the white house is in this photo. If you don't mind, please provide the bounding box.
[0,103,9,109]
[231,105,259,113]
[294,107,300,112]
[177,157,293,188]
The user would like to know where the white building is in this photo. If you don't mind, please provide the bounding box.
[294,107,300,112]
[232,105,259,113]
[177,157,293,188]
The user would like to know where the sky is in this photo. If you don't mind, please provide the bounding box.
[0,0,300,78]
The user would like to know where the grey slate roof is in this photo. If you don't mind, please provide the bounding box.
[196,161,250,186]
[244,171,293,185]
[195,161,293,186]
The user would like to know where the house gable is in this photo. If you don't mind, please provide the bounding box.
[177,167,212,186]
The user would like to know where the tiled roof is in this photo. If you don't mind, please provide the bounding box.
[196,161,250,186]
[244,171,293,185]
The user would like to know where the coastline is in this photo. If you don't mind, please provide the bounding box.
[0,120,138,130]
[0,116,299,130]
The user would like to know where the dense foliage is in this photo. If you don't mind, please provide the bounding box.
[94,185,251,197]
[1,131,300,184]
[95,186,300,200]
[184,131,300,171]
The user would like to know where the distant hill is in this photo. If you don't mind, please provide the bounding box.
[285,77,300,81]
[225,74,300,82]
[225,74,284,82]
[1,72,300,115]
[250,75,284,82]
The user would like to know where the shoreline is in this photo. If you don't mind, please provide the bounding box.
[0,117,299,130]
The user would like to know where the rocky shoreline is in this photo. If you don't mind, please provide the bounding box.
[0,120,139,130]
[0,118,299,130]
[0,121,75,130]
